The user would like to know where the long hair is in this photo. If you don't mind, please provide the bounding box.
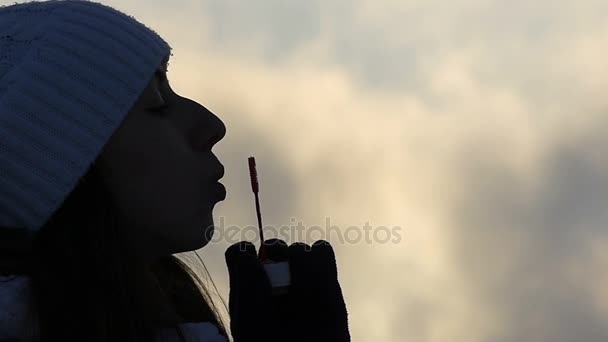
[1,160,229,341]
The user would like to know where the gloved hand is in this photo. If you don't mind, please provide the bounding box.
[225,239,350,342]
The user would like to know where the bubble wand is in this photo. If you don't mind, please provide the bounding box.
[248,156,291,294]
[248,156,268,261]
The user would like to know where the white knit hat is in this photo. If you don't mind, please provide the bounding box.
[0,0,172,231]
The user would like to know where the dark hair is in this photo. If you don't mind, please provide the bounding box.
[1,161,229,341]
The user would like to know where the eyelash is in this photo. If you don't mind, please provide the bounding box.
[150,70,169,115]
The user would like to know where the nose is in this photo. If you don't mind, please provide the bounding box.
[189,104,227,152]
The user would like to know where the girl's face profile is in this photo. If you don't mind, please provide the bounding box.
[97,60,226,261]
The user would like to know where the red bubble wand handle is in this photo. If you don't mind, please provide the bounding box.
[248,157,268,261]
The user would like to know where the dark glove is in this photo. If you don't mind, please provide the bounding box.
[225,239,350,342]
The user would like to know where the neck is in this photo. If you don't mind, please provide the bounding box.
[135,261,184,327]
[121,226,183,327]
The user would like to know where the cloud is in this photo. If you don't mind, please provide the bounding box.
[155,1,608,339]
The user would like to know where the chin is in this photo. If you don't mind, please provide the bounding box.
[192,211,216,249]
[169,212,215,253]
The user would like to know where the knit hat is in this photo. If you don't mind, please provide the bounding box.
[0,0,172,232]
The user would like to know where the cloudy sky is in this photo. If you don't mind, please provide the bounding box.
[21,0,608,340]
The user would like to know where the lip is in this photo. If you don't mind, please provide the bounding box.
[212,164,225,182]
[212,182,226,201]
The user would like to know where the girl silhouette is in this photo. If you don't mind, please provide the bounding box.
[0,1,349,341]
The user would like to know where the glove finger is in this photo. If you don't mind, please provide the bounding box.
[258,238,293,337]
[225,241,258,274]
[225,240,257,261]
[225,242,274,340]
[263,238,289,262]
[224,241,271,298]
[287,241,314,281]
[310,240,350,342]
[286,242,316,301]
[311,239,338,280]
[286,241,350,341]
[281,242,313,333]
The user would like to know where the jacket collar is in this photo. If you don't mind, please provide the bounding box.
[0,275,31,340]
[0,275,227,342]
